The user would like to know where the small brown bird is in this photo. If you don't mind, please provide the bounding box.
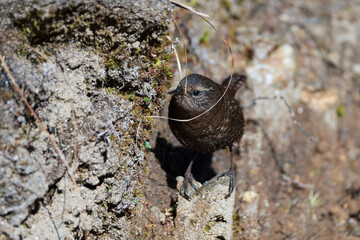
[168,73,246,199]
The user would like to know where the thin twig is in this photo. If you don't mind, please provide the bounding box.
[281,174,314,190]
[0,53,74,181]
[135,119,143,146]
[0,52,88,236]
[58,171,67,228]
[71,103,78,169]
[166,36,182,79]
[243,95,313,141]
[172,16,188,93]
[45,205,61,240]
[174,44,182,79]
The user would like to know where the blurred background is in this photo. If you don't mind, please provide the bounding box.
[150,0,360,239]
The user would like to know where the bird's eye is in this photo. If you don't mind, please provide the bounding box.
[192,90,200,96]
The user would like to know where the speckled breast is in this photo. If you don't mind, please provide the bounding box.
[169,96,244,153]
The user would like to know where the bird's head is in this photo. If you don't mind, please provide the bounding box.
[168,73,223,114]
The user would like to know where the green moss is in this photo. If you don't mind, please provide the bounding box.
[232,211,240,221]
[144,141,151,149]
[200,29,210,45]
[129,93,135,101]
[33,19,40,31]
[205,223,211,232]
[336,106,346,118]
[105,57,118,70]
[154,58,162,66]
[167,71,173,78]
[190,0,199,6]
[222,0,231,11]
[311,168,319,176]
[143,97,150,104]
[14,43,53,64]
[17,47,28,56]
[109,134,116,141]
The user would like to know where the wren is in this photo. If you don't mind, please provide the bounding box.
[168,73,246,199]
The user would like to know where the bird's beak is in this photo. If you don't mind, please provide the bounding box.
[167,88,182,96]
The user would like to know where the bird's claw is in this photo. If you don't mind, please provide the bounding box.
[219,166,236,198]
[179,171,197,200]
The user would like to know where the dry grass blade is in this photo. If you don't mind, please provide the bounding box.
[166,36,183,79]
[169,0,210,18]
[174,45,182,79]
[71,103,78,169]
[172,16,188,94]
[44,206,61,240]
[281,174,314,190]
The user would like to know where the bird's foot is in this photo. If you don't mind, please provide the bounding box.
[179,171,198,200]
[219,165,236,198]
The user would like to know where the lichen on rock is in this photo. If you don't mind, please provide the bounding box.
[0,0,174,239]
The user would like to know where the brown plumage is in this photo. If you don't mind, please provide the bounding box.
[168,73,246,199]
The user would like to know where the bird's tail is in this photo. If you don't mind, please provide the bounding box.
[221,73,247,96]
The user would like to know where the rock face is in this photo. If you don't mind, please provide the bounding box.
[0,0,174,239]
[175,176,235,240]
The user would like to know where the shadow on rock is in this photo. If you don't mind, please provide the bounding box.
[153,137,216,189]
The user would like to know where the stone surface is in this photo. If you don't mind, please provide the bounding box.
[0,0,174,239]
[175,176,235,240]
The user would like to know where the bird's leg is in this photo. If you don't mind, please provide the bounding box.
[180,152,198,200]
[219,146,236,198]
